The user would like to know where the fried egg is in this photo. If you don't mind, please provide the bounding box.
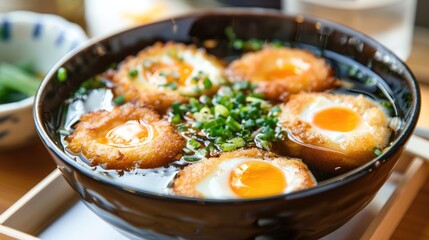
[278,93,392,173]
[67,104,185,169]
[113,42,225,112]
[173,148,316,199]
[225,46,337,101]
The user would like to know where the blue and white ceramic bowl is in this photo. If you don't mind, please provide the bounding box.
[0,11,87,150]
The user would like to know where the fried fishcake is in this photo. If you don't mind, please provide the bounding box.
[112,42,225,113]
[277,93,392,173]
[226,47,336,101]
[67,104,185,169]
[173,148,316,199]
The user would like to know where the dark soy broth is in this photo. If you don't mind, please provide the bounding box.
[58,42,398,195]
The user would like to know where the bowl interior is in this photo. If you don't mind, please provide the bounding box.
[35,10,420,201]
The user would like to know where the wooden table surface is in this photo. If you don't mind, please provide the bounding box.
[0,28,428,239]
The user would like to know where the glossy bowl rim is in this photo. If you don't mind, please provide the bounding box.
[34,9,420,204]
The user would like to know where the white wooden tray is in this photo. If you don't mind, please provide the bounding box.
[1,135,428,240]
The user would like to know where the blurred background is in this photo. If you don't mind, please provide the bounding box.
[2,0,428,122]
[1,0,428,60]
[1,0,427,28]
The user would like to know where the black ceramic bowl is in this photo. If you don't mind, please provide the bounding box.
[34,10,420,239]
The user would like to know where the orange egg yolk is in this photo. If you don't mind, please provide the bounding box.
[264,58,309,81]
[312,107,360,132]
[145,61,193,86]
[229,160,287,198]
[104,120,155,147]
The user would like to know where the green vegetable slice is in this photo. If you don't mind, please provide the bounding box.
[0,62,41,97]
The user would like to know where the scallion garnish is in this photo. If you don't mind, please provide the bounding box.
[225,26,283,51]
[170,81,287,158]
[73,77,106,97]
[57,67,67,82]
[215,104,229,118]
[188,139,202,150]
[374,147,382,156]
[203,77,213,90]
[183,155,203,162]
[128,67,138,78]
[171,114,182,123]
[113,94,125,105]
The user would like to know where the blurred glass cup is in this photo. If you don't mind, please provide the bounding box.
[84,0,225,38]
[84,0,194,37]
[282,0,417,60]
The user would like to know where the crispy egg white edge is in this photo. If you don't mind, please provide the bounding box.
[195,157,315,199]
[298,96,375,144]
[136,48,224,91]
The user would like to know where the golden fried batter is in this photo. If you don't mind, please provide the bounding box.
[67,104,185,169]
[112,42,225,113]
[173,148,316,198]
[278,93,391,173]
[225,46,336,102]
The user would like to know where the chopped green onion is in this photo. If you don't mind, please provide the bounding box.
[182,148,193,154]
[225,26,236,41]
[169,82,178,90]
[171,101,181,114]
[232,39,244,50]
[215,104,229,118]
[171,114,181,123]
[226,116,242,131]
[256,118,265,125]
[236,92,245,103]
[128,68,138,78]
[168,80,287,155]
[229,137,245,148]
[189,98,201,112]
[374,147,382,156]
[249,93,264,99]
[113,95,125,105]
[233,81,250,91]
[243,119,255,128]
[270,106,282,115]
[177,124,188,132]
[194,107,212,122]
[221,143,237,151]
[199,95,211,104]
[192,121,203,129]
[196,148,208,157]
[259,140,271,150]
[203,77,213,89]
[187,139,202,150]
[204,119,219,129]
[365,78,375,85]
[245,39,264,51]
[57,67,67,82]
[183,155,202,162]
